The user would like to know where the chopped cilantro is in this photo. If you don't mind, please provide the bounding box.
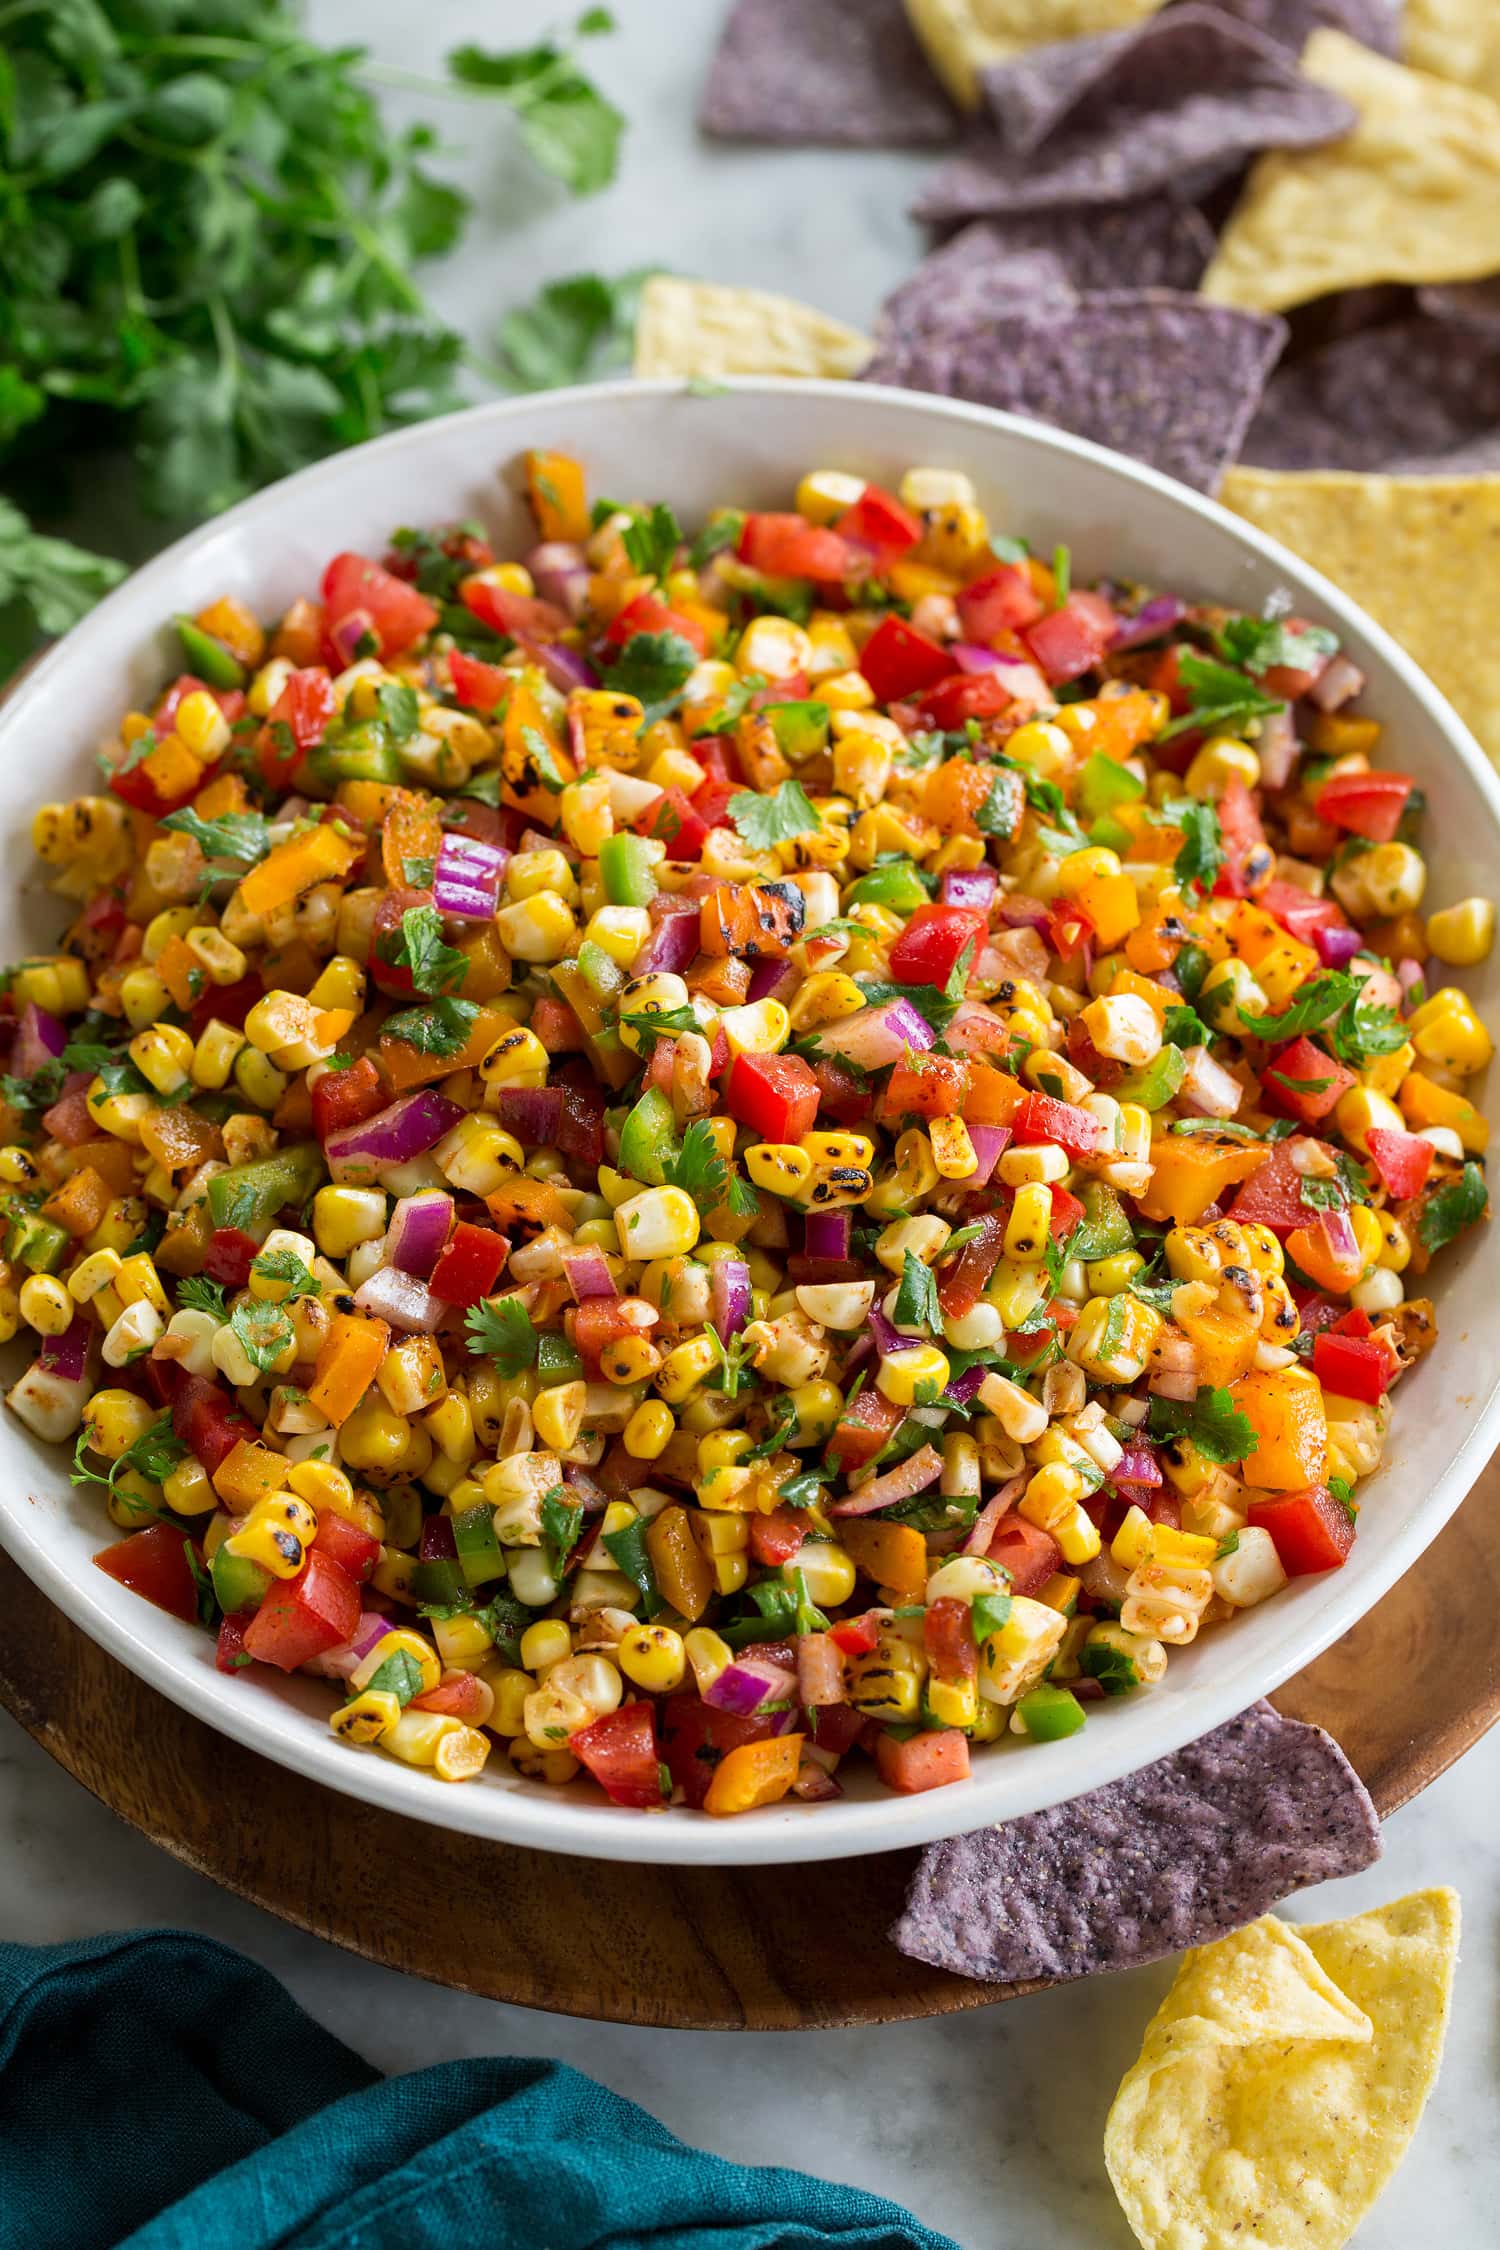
[1147,1384,1258,1465]
[1418,1161,1488,1255]
[464,1297,538,1376]
[728,777,819,851]
[380,997,480,1057]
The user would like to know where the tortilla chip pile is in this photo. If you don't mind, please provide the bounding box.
[687,0,1500,760]
[1106,1888,1459,2248]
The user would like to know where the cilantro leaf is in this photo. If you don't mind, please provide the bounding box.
[1171,799,1224,898]
[1239,973,1358,1044]
[664,1117,759,1220]
[497,268,658,391]
[1328,988,1410,1066]
[728,778,819,852]
[621,502,682,582]
[893,1251,941,1336]
[540,1485,584,1578]
[364,1649,426,1706]
[1216,615,1338,679]
[229,1298,296,1375]
[1159,653,1284,740]
[161,807,272,870]
[519,724,567,793]
[379,904,469,997]
[689,510,744,570]
[376,681,421,743]
[603,1516,664,1617]
[603,630,699,722]
[617,1002,700,1053]
[1162,1003,1213,1049]
[971,1590,1014,1644]
[448,12,624,197]
[1147,1384,1258,1465]
[1079,1639,1140,1696]
[248,1246,322,1301]
[380,997,480,1058]
[464,1297,538,1377]
[975,767,1023,840]
[1417,1161,1489,1255]
[175,1276,228,1320]
[855,979,961,1041]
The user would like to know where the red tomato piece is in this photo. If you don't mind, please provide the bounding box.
[553,1066,606,1171]
[874,1727,971,1795]
[1227,1138,1341,1236]
[41,1082,96,1147]
[171,1375,259,1475]
[1247,1484,1355,1574]
[1010,1089,1105,1156]
[1213,777,1270,899]
[203,1228,259,1288]
[1311,1331,1392,1405]
[827,1614,882,1658]
[244,1550,361,1672]
[923,1596,977,1683]
[826,1388,904,1474]
[1259,880,1353,951]
[310,1511,381,1584]
[602,590,707,656]
[322,552,438,658]
[691,774,740,833]
[571,1702,666,1809]
[956,561,1045,641]
[749,1507,807,1568]
[879,1049,970,1121]
[658,1696,779,1810]
[571,1296,642,1378]
[1263,1035,1355,1127]
[723,1050,820,1141]
[810,1056,870,1128]
[858,615,953,702]
[1365,1125,1435,1202]
[367,884,431,1001]
[738,512,852,582]
[1314,771,1416,845]
[262,666,336,775]
[430,1221,508,1308]
[937,1212,1006,1318]
[448,645,512,714]
[189,970,263,1042]
[1023,593,1115,685]
[411,1672,490,1720]
[887,902,988,989]
[1258,619,1334,702]
[216,1611,254,1673]
[309,1056,385,1142]
[1049,1182,1086,1238]
[93,1525,203,1624]
[985,1517,1061,1595]
[913,669,1014,730]
[456,576,569,644]
[833,482,922,561]
[634,784,710,861]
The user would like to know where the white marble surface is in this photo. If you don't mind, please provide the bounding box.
[3,3,1497,2242]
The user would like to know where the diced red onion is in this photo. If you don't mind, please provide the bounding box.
[631,904,699,977]
[790,1759,844,1802]
[832,1443,943,1517]
[796,1633,847,1708]
[1113,1446,1163,1488]
[561,1245,616,1302]
[12,1002,65,1079]
[330,609,377,666]
[1308,652,1364,712]
[963,1471,1027,1554]
[951,641,1007,674]
[1319,1205,1359,1266]
[420,1514,457,1561]
[703,1655,797,1716]
[944,1000,1013,1059]
[814,997,934,1070]
[1315,923,1364,970]
[804,1211,851,1262]
[325,1091,465,1179]
[945,1362,988,1406]
[954,646,1052,707]
[867,1302,901,1358]
[498,1085,565,1148]
[997,894,1051,934]
[1144,1490,1182,1529]
[38,1315,90,1383]
[965,1123,1011,1187]
[387,1189,454,1277]
[562,1464,610,1512]
[747,957,797,1004]
[1177,1046,1243,1120]
[710,1256,752,1339]
[433,833,507,921]
[525,542,591,618]
[353,1265,442,1333]
[1110,593,1187,651]
[528,637,598,696]
[940,866,997,912]
[303,1608,390,1681]
[1257,705,1300,791]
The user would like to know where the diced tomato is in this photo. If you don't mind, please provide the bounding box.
[216,1611,254,1673]
[888,902,988,989]
[1331,1305,1373,1338]
[635,784,709,860]
[875,1727,971,1795]
[368,884,431,1001]
[1045,899,1093,961]
[93,1525,203,1624]
[243,1549,361,1672]
[807,1702,868,1756]
[937,1212,1006,1318]
[448,645,512,714]
[411,1671,490,1720]
[1259,618,1334,702]
[1312,1331,1393,1405]
[553,1065,606,1171]
[1365,1125,1434,1202]
[1263,1035,1355,1127]
[879,1050,970,1121]
[1227,1138,1341,1236]
[659,1696,779,1810]
[1314,771,1416,845]
[1048,1182,1086,1239]
[310,1056,385,1142]
[828,1613,883,1657]
[749,1508,807,1567]
[203,1228,259,1288]
[858,615,953,702]
[310,1511,381,1584]
[602,590,707,656]
[171,1374,259,1475]
[691,774,740,833]
[1247,1484,1356,1575]
[430,1221,507,1307]
[257,666,337,788]
[833,482,922,562]
[41,1081,96,1146]
[956,561,1045,641]
[692,733,744,785]
[571,1296,642,1378]
[1023,592,1115,685]
[1010,1089,1104,1156]
[456,576,569,645]
[986,1517,1060,1595]
[924,1596,977,1683]
[738,512,852,582]
[1260,879,1353,952]
[723,1049,820,1142]
[322,552,438,658]
[810,1056,870,1127]
[827,1387,904,1474]
[913,669,1014,730]
[568,1701,664,1808]
[189,969,263,1040]
[1213,777,1270,898]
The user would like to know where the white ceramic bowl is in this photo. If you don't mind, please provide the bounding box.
[3,378,1498,1867]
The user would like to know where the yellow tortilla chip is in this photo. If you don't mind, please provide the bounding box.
[1105,1891,1460,2250]
[1220,467,1500,766]
[1201,31,1500,312]
[904,0,1166,110]
[632,278,870,383]
[1405,0,1500,103]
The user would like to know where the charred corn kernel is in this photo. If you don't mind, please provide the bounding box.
[1184,736,1261,798]
[1375,1211,1411,1272]
[998,1144,1069,1189]
[306,954,365,1013]
[1085,1618,1168,1687]
[141,908,199,964]
[1347,1203,1384,1270]
[1350,1266,1405,1315]
[0,1146,38,1188]
[183,926,248,987]
[87,1077,154,1144]
[161,1456,215,1515]
[623,1399,674,1458]
[312,1185,387,1260]
[434,1113,523,1196]
[494,893,576,964]
[818,667,876,713]
[1081,992,1162,1067]
[849,1628,927,1722]
[82,1387,159,1458]
[519,1619,574,1675]
[599,1332,662,1385]
[224,1493,318,1579]
[1020,1466,1101,1565]
[1087,1250,1145,1296]
[745,1142,814,1196]
[1004,1182,1053,1264]
[18,1274,72,1336]
[787,970,865,1031]
[506,848,577,907]
[736,615,813,680]
[332,1690,401,1746]
[976,1596,1067,1706]
[928,1115,978,1179]
[1426,897,1495,966]
[120,967,172,1028]
[1409,987,1493,1076]
[899,465,976,513]
[584,904,650,966]
[32,796,127,867]
[718,999,789,1057]
[478,1025,549,1088]
[616,1621,687,1694]
[68,1249,123,1306]
[876,1342,950,1407]
[650,1334,718,1409]
[832,731,892,807]
[531,1380,587,1450]
[1067,1291,1162,1383]
[615,1184,700,1260]
[337,1395,412,1471]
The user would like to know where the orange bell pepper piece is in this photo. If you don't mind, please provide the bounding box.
[484,1176,574,1232]
[381,797,444,891]
[308,1312,390,1427]
[839,1518,928,1602]
[1136,1135,1270,1226]
[703,1734,804,1817]
[239,824,361,919]
[190,771,249,819]
[963,1063,1029,1128]
[1231,1366,1328,1491]
[212,1438,291,1511]
[644,1504,715,1623]
[41,1165,111,1240]
[1285,1221,1363,1295]
[525,449,590,544]
[379,1002,513,1093]
[1074,871,1140,948]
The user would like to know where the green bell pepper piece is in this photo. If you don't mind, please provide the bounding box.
[174,615,246,691]
[207,1143,323,1238]
[10,1212,69,1274]
[1114,1044,1187,1112]
[617,1085,679,1187]
[410,1557,469,1607]
[766,699,830,761]
[1077,752,1145,825]
[537,1332,584,1385]
[1070,1181,1135,1263]
[1016,1683,1087,1741]
[576,939,625,1004]
[846,862,932,913]
[451,1501,507,1588]
[599,831,660,908]
[211,1545,271,1616]
[309,722,404,789]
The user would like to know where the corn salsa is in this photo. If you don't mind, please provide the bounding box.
[7,453,1492,1814]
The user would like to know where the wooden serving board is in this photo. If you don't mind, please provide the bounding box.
[3,1455,1498,2029]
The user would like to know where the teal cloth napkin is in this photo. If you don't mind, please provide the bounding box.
[0,1929,958,2250]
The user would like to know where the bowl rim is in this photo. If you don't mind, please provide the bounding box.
[4,372,1500,1868]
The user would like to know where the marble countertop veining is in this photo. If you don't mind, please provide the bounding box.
[3,5,1496,2242]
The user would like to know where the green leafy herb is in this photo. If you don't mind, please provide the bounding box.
[780,1463,836,1509]
[1216,616,1338,679]
[690,670,765,738]
[1417,1161,1489,1255]
[540,1485,584,1579]
[1162,1004,1213,1050]
[704,1321,757,1402]
[975,767,1022,840]
[518,724,567,794]
[1159,654,1285,740]
[1079,1639,1140,1696]
[365,1649,426,1706]
[791,1568,830,1638]
[0,502,125,669]
[229,1297,295,1375]
[380,997,481,1058]
[603,629,699,722]
[380,904,469,997]
[728,777,820,851]
[1328,1474,1357,1520]
[664,1118,759,1220]
[160,807,272,871]
[1215,1529,1241,1560]
[893,1251,941,1336]
[1168,1117,1263,1141]
[621,502,682,581]
[1328,989,1410,1066]
[1239,972,1358,1044]
[497,267,657,390]
[1171,799,1224,897]
[71,1413,189,1507]
[249,1246,322,1301]
[184,1543,220,1630]
[689,510,744,570]
[449,10,624,197]
[176,1276,229,1320]
[617,1002,701,1052]
[603,1516,663,1617]
[464,1297,538,1377]
[376,680,421,743]
[1148,1384,1258,1465]
[971,1590,1014,1644]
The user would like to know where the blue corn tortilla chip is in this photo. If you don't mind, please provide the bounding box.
[1197,0,1400,55]
[1243,310,1500,471]
[862,290,1286,492]
[877,203,1217,341]
[1419,278,1500,336]
[892,1701,1382,1986]
[913,5,1356,223]
[699,0,956,146]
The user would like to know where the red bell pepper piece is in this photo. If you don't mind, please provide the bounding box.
[259,667,337,787]
[1263,1035,1355,1127]
[913,670,1014,730]
[171,1375,260,1475]
[828,1614,883,1659]
[309,1056,384,1142]
[430,1221,508,1307]
[748,1507,807,1567]
[956,561,1045,641]
[243,1549,361,1672]
[1048,1182,1086,1238]
[658,1696,780,1810]
[738,512,852,582]
[878,1050,970,1121]
[1228,1136,1343,1235]
[723,1050,820,1141]
[93,1525,204,1624]
[310,1512,381,1584]
[937,1212,1006,1318]
[322,552,437,658]
[411,1671,491,1720]
[447,645,512,714]
[1312,1331,1393,1405]
[1365,1125,1434,1202]
[833,482,922,561]
[887,902,988,988]
[571,1702,666,1808]
[858,615,953,702]
[1247,1484,1355,1574]
[603,590,707,656]
[189,971,263,1040]
[1023,592,1115,685]
[1314,771,1416,844]
[827,1387,904,1474]
[1260,880,1354,952]
[1010,1089,1105,1156]
[985,1517,1061,1595]
[553,1066,606,1171]
[691,774,740,833]
[203,1228,259,1288]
